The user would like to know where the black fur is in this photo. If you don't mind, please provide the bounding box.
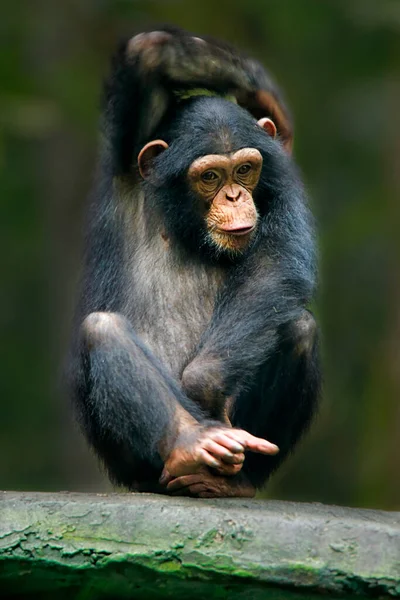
[103,26,292,174]
[69,29,321,491]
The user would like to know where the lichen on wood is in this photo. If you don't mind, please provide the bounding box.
[0,491,399,599]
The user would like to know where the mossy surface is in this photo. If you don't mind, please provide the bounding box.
[0,492,399,599]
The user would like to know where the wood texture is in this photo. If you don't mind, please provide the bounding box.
[0,491,399,599]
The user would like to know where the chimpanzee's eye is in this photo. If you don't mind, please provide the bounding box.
[237,163,252,175]
[201,170,218,182]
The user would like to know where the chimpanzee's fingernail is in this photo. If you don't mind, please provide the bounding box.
[231,442,244,452]
[159,470,169,484]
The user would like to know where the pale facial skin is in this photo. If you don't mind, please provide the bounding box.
[187,147,263,252]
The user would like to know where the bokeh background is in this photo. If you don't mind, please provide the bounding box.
[1,0,399,510]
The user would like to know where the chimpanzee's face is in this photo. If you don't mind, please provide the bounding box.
[137,96,281,257]
[187,147,262,253]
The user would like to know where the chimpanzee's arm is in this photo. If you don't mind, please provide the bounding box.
[104,28,292,174]
[182,169,317,402]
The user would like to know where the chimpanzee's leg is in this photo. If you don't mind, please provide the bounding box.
[232,310,321,489]
[70,312,252,490]
[166,311,320,497]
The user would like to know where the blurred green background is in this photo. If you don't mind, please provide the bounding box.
[1,0,399,510]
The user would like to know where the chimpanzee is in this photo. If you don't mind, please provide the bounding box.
[69,27,321,498]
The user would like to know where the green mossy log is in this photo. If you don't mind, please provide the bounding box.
[0,491,399,599]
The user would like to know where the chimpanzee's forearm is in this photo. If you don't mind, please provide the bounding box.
[182,264,314,403]
[104,29,291,174]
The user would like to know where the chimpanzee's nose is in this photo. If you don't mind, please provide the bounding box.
[225,185,242,201]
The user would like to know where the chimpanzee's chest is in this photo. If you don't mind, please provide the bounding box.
[127,236,225,377]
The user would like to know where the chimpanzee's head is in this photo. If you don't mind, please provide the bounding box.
[137,95,291,260]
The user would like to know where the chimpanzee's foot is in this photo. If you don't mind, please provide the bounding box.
[165,469,256,498]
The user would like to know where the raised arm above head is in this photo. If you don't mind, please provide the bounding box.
[103,26,293,174]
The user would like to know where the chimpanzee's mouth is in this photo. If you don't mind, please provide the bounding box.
[223,226,255,236]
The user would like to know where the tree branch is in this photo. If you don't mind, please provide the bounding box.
[0,491,399,598]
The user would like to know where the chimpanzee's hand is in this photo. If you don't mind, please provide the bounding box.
[160,425,279,484]
[126,30,254,91]
[124,30,292,153]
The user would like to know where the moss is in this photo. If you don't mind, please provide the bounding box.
[1,556,372,600]
[1,492,398,599]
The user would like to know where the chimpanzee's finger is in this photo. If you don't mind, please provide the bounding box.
[167,474,203,492]
[209,432,245,453]
[224,429,279,454]
[159,468,173,486]
[214,463,243,476]
[203,439,244,463]
[197,448,224,470]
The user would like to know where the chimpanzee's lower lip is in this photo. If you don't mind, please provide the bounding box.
[218,226,255,236]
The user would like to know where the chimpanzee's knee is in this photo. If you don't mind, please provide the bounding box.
[81,311,128,350]
[287,310,317,356]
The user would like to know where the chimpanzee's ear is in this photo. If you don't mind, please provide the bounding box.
[138,140,169,179]
[240,89,293,154]
[257,117,277,139]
